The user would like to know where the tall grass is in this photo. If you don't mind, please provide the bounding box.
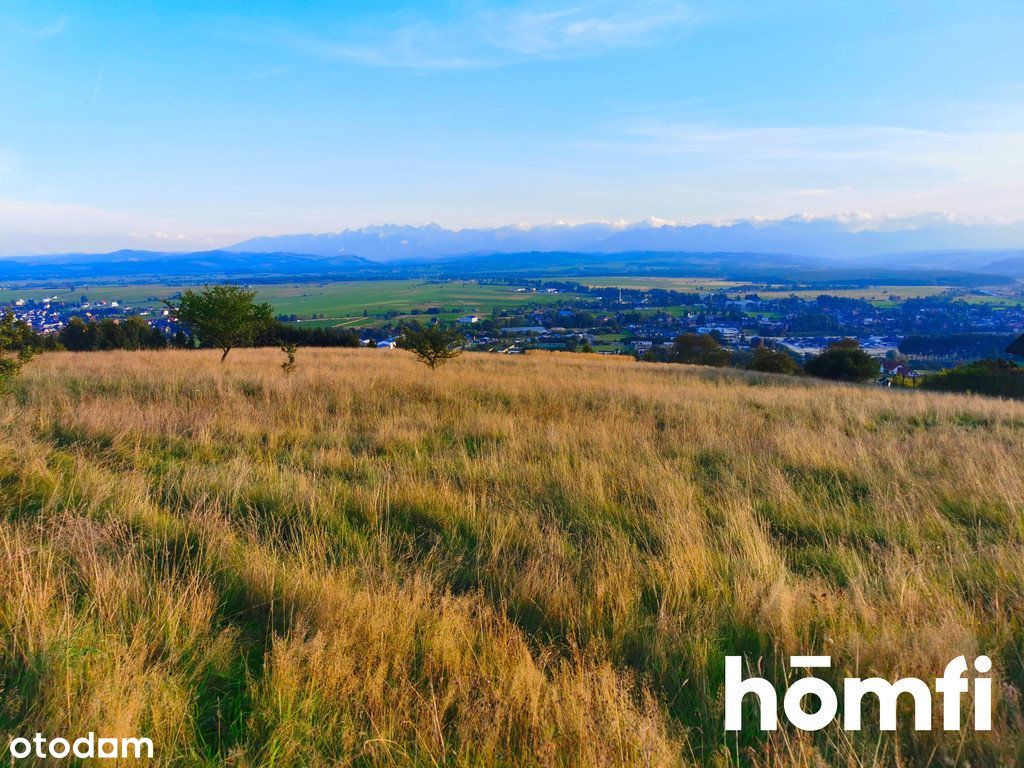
[2,348,1023,766]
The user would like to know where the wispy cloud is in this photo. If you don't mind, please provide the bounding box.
[90,65,104,102]
[555,114,1024,220]
[227,1,696,70]
[596,119,1024,180]
[0,198,235,256]
[2,14,68,41]
[479,2,693,56]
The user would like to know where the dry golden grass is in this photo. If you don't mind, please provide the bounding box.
[2,347,1024,766]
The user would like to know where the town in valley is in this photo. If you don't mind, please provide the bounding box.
[5,276,1024,381]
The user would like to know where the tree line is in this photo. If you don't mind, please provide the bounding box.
[641,333,881,382]
[898,333,1018,359]
[56,288,361,354]
[645,331,1024,397]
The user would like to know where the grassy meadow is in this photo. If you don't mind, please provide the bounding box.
[2,349,1024,766]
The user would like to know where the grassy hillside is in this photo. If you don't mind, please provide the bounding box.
[2,349,1023,766]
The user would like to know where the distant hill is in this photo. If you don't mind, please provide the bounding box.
[983,254,1024,277]
[864,249,1024,275]
[0,247,1010,287]
[0,249,378,282]
[229,217,1024,264]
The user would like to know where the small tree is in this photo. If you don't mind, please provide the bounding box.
[280,342,297,374]
[747,346,802,375]
[398,324,464,369]
[0,311,40,386]
[670,333,731,367]
[59,316,92,351]
[172,285,274,362]
[804,340,878,382]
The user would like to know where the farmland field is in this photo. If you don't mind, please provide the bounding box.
[0,280,584,325]
[567,276,750,292]
[2,348,1023,766]
[568,276,955,301]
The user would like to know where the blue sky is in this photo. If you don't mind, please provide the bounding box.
[1,0,1023,253]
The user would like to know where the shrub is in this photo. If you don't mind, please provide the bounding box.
[0,311,40,385]
[747,347,802,375]
[280,343,297,374]
[669,333,731,367]
[804,340,878,382]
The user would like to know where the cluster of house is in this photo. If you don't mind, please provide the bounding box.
[4,296,159,334]
[877,359,921,385]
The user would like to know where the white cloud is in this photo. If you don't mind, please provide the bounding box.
[617,121,1024,168]
[33,15,67,39]
[231,1,696,70]
[482,3,692,56]
[129,231,191,242]
[572,117,1024,219]
[2,15,68,41]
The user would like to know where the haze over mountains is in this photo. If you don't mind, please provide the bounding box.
[229,216,1024,264]
[3,215,1024,284]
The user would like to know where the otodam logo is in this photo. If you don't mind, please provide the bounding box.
[725,655,992,732]
[7,733,153,761]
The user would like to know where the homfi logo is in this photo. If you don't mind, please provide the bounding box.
[725,655,992,732]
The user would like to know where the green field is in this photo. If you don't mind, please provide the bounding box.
[5,278,1019,331]
[569,276,748,292]
[567,276,956,301]
[756,286,953,301]
[0,284,186,306]
[0,281,584,326]
[255,281,582,322]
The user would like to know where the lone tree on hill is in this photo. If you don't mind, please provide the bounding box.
[398,323,464,370]
[0,311,40,386]
[804,339,878,382]
[172,285,274,362]
[670,333,731,367]
[747,346,802,375]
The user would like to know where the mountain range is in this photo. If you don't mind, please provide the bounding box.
[229,216,1024,265]
[2,216,1024,284]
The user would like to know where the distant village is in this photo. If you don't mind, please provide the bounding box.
[6,293,179,337]
[6,279,1024,381]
